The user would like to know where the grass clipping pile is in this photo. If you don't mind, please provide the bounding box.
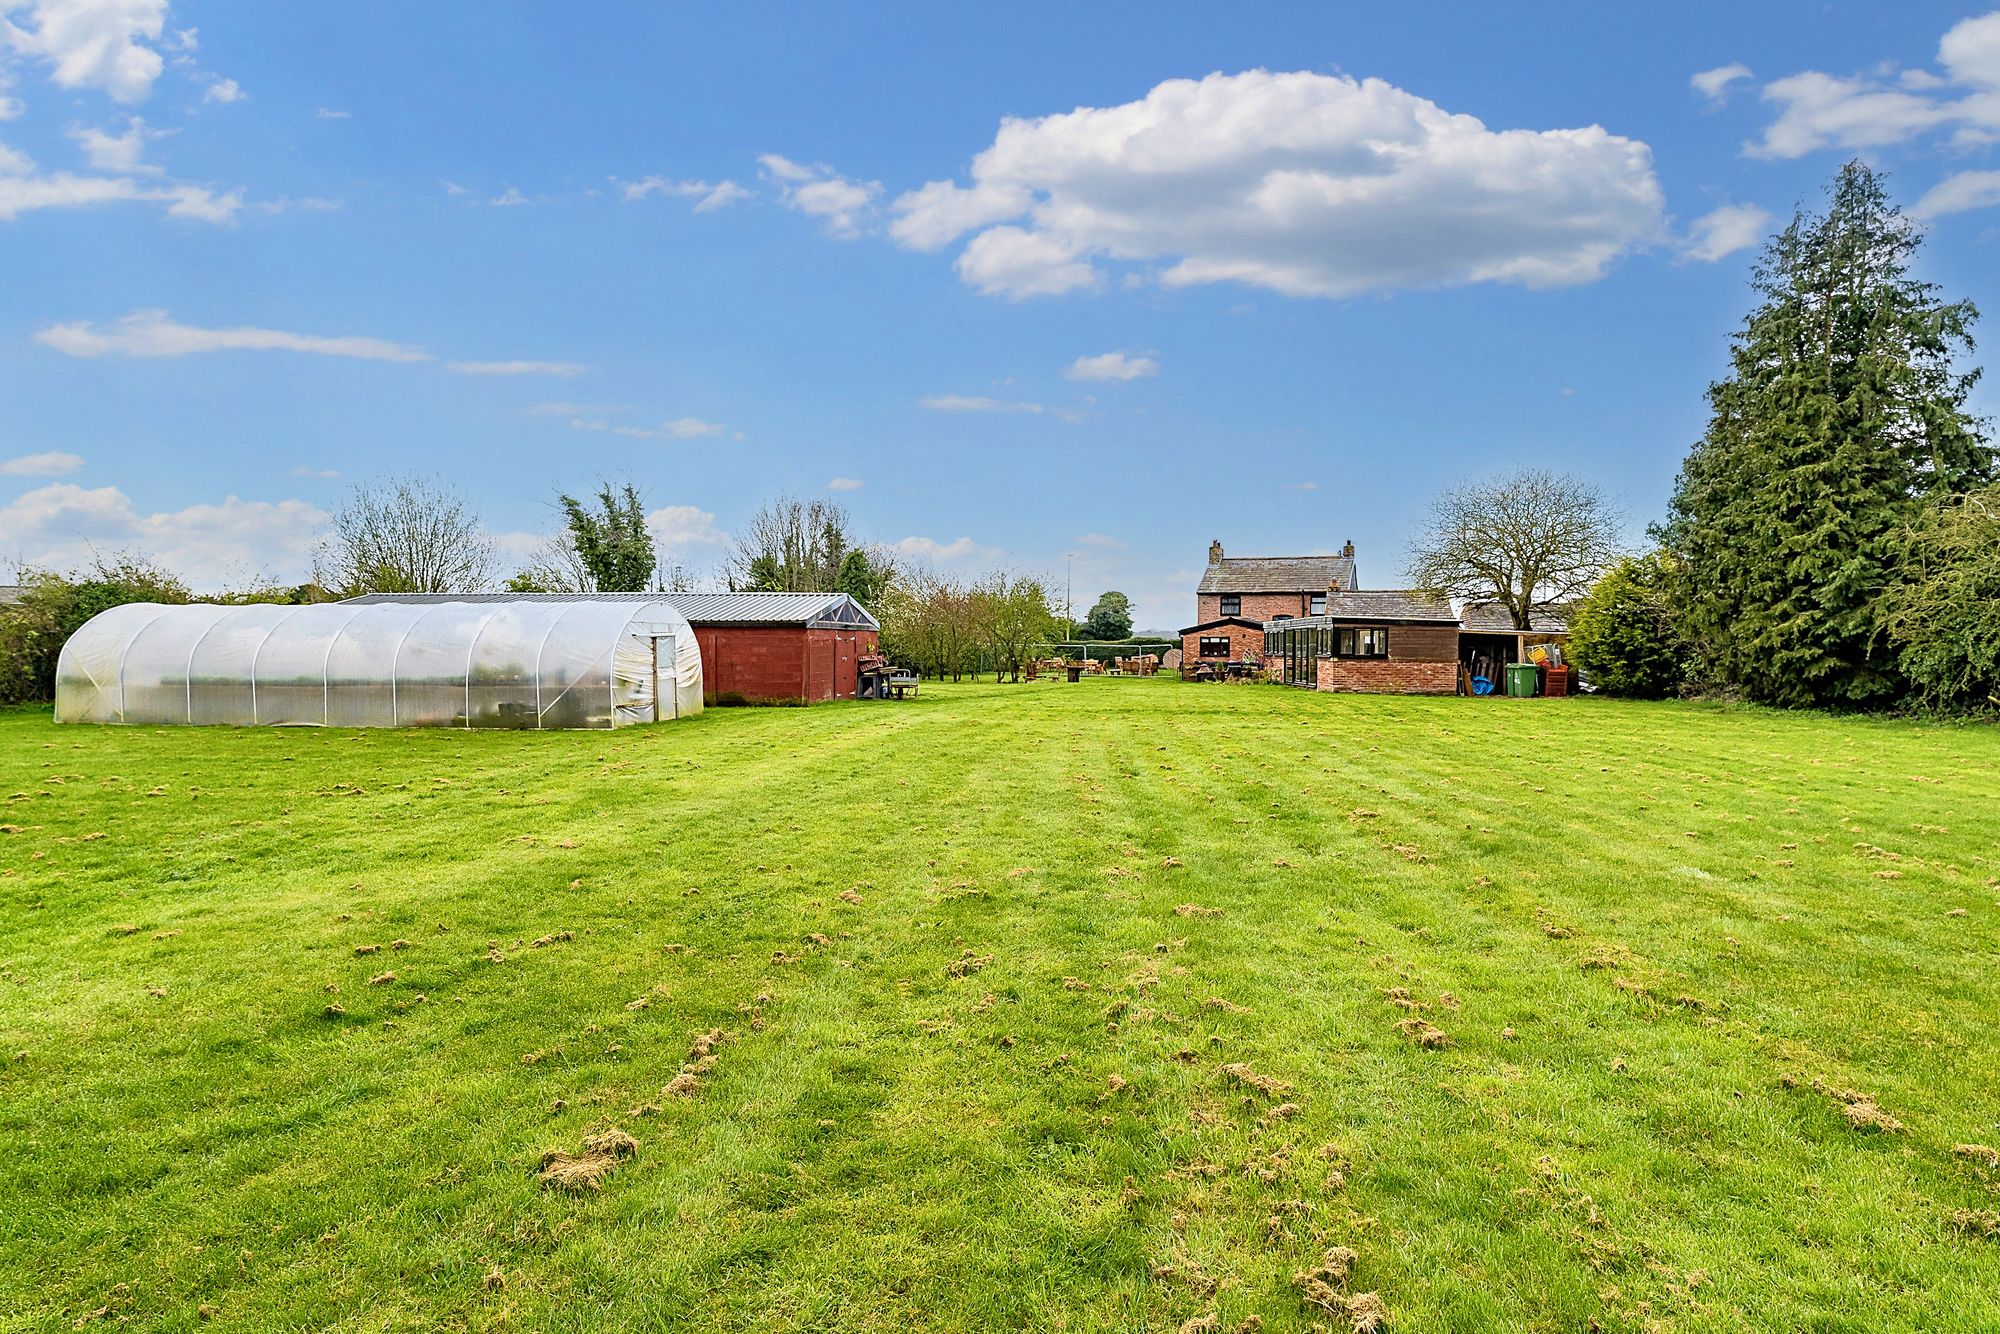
[1292,1244,1388,1332]
[538,1128,638,1194]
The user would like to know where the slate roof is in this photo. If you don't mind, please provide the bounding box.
[1197,554,1357,595]
[344,590,880,630]
[1317,591,1459,624]
[1459,602,1570,634]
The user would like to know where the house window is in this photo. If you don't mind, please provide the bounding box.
[1198,636,1232,659]
[1335,627,1389,658]
[1308,594,1326,615]
[1219,595,1240,617]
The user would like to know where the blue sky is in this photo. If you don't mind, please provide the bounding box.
[3,2,1997,629]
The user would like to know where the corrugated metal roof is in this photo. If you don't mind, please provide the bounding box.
[1459,602,1570,633]
[344,590,881,630]
[1197,554,1357,594]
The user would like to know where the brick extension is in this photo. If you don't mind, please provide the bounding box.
[1316,658,1458,695]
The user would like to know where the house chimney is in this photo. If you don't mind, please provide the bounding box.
[1208,539,1224,564]
[1342,540,1354,558]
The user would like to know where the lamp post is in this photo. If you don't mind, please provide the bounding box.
[1064,553,1076,648]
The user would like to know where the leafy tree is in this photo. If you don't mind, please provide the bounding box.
[558,483,656,592]
[314,475,496,597]
[1409,470,1619,629]
[835,549,891,609]
[1661,161,1994,707]
[1566,554,1688,699]
[1078,591,1133,641]
[975,575,1059,681]
[0,554,190,703]
[1880,485,2000,709]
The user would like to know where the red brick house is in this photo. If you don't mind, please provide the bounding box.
[1178,540,1359,664]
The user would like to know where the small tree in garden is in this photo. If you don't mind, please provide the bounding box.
[559,482,655,592]
[1567,554,1688,699]
[976,575,1059,681]
[1409,469,1620,629]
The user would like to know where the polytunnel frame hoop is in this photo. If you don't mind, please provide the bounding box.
[248,605,312,726]
[182,609,227,726]
[462,605,505,731]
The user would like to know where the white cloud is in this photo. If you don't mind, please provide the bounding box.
[1691,63,1753,104]
[1915,168,2000,217]
[67,114,163,171]
[647,504,725,548]
[888,178,1031,250]
[569,416,725,441]
[759,152,881,237]
[1280,481,1318,492]
[315,107,348,119]
[289,466,338,479]
[618,175,751,211]
[446,359,587,377]
[35,309,432,361]
[1065,351,1157,382]
[918,393,1043,414]
[827,477,863,491]
[487,186,535,207]
[892,534,1002,564]
[202,74,240,103]
[2,0,169,103]
[1678,202,1772,262]
[0,482,328,586]
[1075,532,1126,549]
[1748,11,2000,160]
[0,136,29,172]
[888,68,1664,300]
[0,165,238,221]
[0,450,83,476]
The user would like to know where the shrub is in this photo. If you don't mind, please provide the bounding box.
[1567,554,1688,699]
[0,556,190,703]
[1881,486,2000,710]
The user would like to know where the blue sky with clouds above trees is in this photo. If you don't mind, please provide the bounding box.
[2,1,1997,627]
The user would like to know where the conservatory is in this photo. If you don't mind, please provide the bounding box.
[55,599,703,729]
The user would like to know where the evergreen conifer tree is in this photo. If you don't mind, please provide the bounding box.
[1662,161,1992,707]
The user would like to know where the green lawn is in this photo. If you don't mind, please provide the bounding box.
[3,681,1998,1332]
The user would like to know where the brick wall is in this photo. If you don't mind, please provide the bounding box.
[695,625,879,703]
[1385,624,1459,663]
[1316,657,1458,695]
[1196,591,1316,624]
[1182,621,1264,663]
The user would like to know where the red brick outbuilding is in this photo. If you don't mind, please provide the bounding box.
[661,592,880,704]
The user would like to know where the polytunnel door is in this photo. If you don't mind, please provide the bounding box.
[650,635,677,721]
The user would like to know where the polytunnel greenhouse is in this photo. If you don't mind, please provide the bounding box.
[55,599,703,729]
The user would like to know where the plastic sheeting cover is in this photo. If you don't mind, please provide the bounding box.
[55,600,703,729]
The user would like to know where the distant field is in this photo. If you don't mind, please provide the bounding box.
[3,681,1998,1332]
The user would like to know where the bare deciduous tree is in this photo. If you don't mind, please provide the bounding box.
[1408,469,1621,629]
[314,476,496,596]
[725,495,855,593]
